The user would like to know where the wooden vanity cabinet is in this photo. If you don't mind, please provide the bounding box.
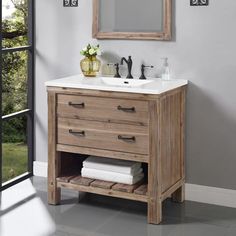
[47,85,187,224]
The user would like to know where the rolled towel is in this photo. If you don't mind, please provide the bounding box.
[83,156,142,175]
[81,167,144,185]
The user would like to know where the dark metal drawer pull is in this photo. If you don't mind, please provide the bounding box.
[68,102,85,108]
[118,135,136,142]
[69,129,85,137]
[117,105,136,113]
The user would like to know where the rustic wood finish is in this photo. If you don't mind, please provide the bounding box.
[160,91,182,193]
[47,85,187,224]
[58,181,148,203]
[47,86,186,100]
[58,117,149,155]
[57,144,149,163]
[48,92,61,205]
[112,181,144,193]
[91,180,115,189]
[58,94,149,125]
[134,184,148,196]
[92,0,172,40]
[172,89,186,203]
[148,100,162,224]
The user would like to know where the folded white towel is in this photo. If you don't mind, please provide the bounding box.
[83,156,142,175]
[81,167,144,185]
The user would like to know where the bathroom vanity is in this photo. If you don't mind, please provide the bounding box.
[46,75,187,224]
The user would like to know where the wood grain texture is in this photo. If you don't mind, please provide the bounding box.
[92,0,99,38]
[148,100,162,224]
[47,86,185,100]
[164,0,172,39]
[134,184,148,196]
[92,0,172,40]
[57,94,149,125]
[160,91,182,193]
[57,144,149,163]
[58,181,148,202]
[162,179,184,201]
[47,85,187,224]
[57,118,149,155]
[57,175,77,183]
[48,91,61,205]
[172,88,186,202]
[112,180,144,193]
[90,180,115,189]
[70,176,94,186]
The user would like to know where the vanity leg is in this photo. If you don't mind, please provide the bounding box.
[148,199,162,224]
[48,151,61,205]
[172,184,185,203]
[78,191,88,203]
[48,91,61,205]
[148,101,162,224]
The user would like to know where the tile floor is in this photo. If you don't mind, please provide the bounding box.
[0,177,236,236]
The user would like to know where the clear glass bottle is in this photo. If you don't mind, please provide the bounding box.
[161,58,170,80]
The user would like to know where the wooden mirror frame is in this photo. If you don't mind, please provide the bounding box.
[92,0,172,41]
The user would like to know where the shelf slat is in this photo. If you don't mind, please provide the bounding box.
[134,184,148,195]
[112,180,144,193]
[57,176,148,203]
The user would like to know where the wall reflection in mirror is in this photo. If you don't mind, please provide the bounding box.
[99,0,163,32]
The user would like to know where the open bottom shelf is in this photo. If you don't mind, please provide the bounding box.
[57,175,148,203]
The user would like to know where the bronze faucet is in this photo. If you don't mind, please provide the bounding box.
[121,56,133,79]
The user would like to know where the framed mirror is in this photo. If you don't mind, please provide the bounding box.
[92,0,172,40]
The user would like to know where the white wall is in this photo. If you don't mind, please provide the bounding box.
[36,0,236,190]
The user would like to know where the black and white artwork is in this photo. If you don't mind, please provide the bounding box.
[190,0,209,6]
[63,0,78,7]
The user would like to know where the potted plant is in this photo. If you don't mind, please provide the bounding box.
[80,44,101,77]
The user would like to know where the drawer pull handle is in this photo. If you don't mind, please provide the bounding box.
[117,105,136,113]
[68,102,85,108]
[69,129,85,137]
[118,135,136,142]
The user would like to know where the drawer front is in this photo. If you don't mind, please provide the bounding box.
[57,94,149,125]
[57,118,149,155]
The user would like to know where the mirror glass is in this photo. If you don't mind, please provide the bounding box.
[99,0,163,33]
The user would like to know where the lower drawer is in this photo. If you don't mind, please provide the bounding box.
[57,118,149,155]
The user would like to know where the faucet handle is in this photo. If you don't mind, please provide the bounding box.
[141,64,154,69]
[139,64,154,80]
[107,63,121,78]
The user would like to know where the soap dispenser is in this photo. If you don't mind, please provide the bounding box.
[161,58,170,80]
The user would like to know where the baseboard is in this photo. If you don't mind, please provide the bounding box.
[33,161,236,208]
[33,161,48,178]
[185,183,236,208]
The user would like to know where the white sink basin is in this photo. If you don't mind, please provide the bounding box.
[101,77,153,87]
[45,74,188,95]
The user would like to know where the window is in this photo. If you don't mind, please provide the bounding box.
[0,0,34,190]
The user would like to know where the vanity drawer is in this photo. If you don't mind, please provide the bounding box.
[57,94,149,125]
[57,118,149,155]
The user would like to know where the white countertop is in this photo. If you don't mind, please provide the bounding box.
[45,74,188,95]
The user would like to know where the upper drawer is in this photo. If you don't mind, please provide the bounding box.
[57,94,149,125]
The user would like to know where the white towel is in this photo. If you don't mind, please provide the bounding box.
[83,156,142,175]
[81,167,144,185]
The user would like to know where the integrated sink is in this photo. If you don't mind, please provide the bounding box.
[45,74,188,95]
[101,77,153,87]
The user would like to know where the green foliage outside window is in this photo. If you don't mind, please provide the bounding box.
[2,0,29,182]
[2,0,28,142]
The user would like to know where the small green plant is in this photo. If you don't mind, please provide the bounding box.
[80,44,101,58]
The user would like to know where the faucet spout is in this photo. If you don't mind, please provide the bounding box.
[121,57,128,65]
[120,56,133,79]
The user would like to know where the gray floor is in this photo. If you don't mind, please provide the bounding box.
[0,177,236,236]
